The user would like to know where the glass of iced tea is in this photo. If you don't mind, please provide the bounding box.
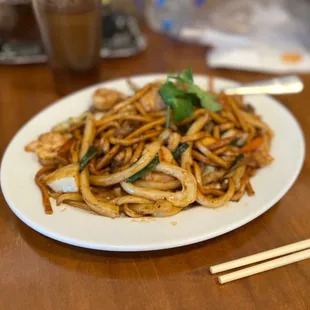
[32,0,102,95]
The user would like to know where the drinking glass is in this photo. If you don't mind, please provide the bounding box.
[32,0,102,95]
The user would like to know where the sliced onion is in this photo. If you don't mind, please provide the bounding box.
[44,163,79,193]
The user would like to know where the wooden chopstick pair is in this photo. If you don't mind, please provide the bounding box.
[210,239,310,284]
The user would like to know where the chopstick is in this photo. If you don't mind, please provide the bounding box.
[210,238,310,274]
[218,248,310,284]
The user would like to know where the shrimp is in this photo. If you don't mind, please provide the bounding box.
[25,132,71,165]
[140,85,166,112]
[92,88,126,111]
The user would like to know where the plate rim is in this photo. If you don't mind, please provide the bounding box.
[0,74,306,251]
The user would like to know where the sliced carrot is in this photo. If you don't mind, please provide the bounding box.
[241,136,263,153]
[281,52,302,63]
[208,137,235,151]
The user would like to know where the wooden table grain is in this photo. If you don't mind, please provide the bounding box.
[1,27,310,310]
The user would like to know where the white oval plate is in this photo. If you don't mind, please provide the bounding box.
[1,75,305,251]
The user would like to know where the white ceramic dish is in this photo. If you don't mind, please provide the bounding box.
[0,75,305,251]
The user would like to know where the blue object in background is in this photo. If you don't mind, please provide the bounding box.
[194,0,205,7]
[161,19,174,32]
[155,0,166,8]
[144,0,207,36]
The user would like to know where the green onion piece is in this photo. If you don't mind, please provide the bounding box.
[229,137,240,146]
[127,143,190,183]
[172,143,189,160]
[230,154,245,170]
[126,144,190,183]
[80,145,99,171]
[127,155,160,182]
[166,105,171,128]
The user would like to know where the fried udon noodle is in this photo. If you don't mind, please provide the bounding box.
[25,73,274,218]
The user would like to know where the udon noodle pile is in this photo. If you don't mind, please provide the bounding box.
[25,75,274,218]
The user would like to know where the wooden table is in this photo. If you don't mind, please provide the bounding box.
[1,27,310,310]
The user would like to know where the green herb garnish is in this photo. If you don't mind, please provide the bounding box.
[80,145,99,171]
[159,82,193,125]
[159,81,183,104]
[187,83,222,112]
[159,68,222,127]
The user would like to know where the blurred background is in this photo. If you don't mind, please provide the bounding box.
[1,0,310,87]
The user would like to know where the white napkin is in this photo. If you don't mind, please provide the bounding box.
[208,45,310,74]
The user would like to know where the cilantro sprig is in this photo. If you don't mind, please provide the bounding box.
[159,68,222,127]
